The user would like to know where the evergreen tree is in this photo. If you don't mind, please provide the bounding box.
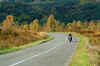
[80,0,96,4]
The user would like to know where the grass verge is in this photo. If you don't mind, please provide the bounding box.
[69,33,91,66]
[0,36,53,54]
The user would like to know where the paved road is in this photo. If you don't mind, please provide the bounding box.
[0,33,79,66]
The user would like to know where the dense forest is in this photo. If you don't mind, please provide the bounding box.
[0,0,100,24]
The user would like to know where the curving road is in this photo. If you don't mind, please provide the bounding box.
[0,33,79,66]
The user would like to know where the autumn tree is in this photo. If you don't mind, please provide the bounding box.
[30,19,40,32]
[23,23,29,31]
[58,23,65,32]
[2,15,14,31]
[88,20,95,31]
[65,23,72,32]
[55,21,60,32]
[71,20,77,32]
[47,14,56,32]
[83,21,88,29]
[42,24,48,32]
[76,21,82,32]
[96,22,100,32]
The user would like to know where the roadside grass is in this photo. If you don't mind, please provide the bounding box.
[69,33,91,66]
[0,36,53,54]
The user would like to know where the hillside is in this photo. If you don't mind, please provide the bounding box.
[0,1,100,24]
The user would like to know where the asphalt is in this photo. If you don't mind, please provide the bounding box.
[0,33,79,66]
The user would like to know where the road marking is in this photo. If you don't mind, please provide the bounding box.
[9,44,62,66]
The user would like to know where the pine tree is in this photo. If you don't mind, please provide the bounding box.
[80,0,96,5]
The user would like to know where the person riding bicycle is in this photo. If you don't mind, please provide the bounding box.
[65,33,73,44]
[68,33,72,43]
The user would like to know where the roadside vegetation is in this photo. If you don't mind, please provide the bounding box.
[0,36,52,54]
[66,20,100,66]
[0,15,53,53]
[69,33,90,66]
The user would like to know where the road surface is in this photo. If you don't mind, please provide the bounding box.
[0,33,79,66]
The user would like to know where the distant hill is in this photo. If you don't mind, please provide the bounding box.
[0,0,38,3]
[0,0,100,24]
[0,0,100,4]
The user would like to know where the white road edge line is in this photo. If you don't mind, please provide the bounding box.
[9,44,62,66]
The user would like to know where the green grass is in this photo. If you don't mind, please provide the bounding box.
[69,33,91,66]
[0,36,53,54]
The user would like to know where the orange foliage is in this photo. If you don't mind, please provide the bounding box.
[0,15,48,48]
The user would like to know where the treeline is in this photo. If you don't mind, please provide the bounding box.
[0,14,100,49]
[42,14,100,47]
[27,14,100,34]
[3,14,99,33]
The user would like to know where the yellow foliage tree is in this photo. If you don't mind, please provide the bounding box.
[59,23,64,32]
[83,21,88,29]
[88,21,95,31]
[30,19,40,32]
[66,23,72,32]
[76,21,82,32]
[96,22,100,32]
[47,14,56,32]
[2,15,14,31]
[23,23,28,31]
[42,24,48,32]
[71,20,77,32]
[55,21,60,32]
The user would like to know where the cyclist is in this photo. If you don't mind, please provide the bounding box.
[68,33,72,43]
[65,33,73,44]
